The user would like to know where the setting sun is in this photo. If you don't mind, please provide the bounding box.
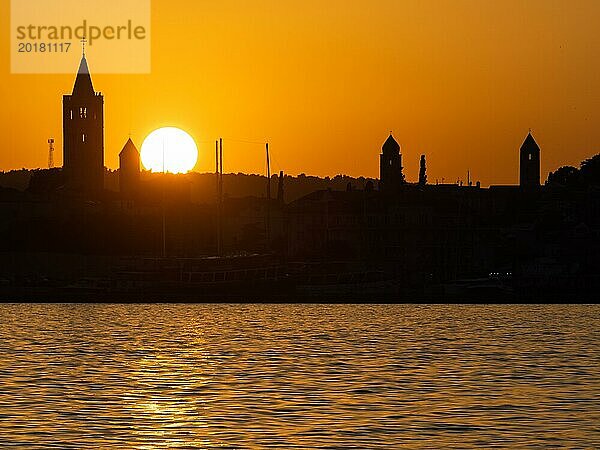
[141,127,198,174]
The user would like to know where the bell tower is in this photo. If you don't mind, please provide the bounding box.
[63,44,104,193]
[519,131,540,188]
[119,138,140,196]
[379,133,404,191]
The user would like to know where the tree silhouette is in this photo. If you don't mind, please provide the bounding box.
[546,165,579,187]
[580,154,600,186]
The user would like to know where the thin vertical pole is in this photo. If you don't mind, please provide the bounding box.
[162,138,166,258]
[218,138,223,256]
[215,140,221,256]
[220,138,223,200]
[266,143,271,200]
[216,140,220,196]
[219,139,223,174]
[162,192,166,258]
[265,143,271,251]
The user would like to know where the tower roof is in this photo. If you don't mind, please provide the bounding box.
[520,132,540,152]
[119,138,139,157]
[382,133,400,153]
[72,56,95,96]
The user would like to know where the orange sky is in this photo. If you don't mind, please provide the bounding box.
[1,0,600,185]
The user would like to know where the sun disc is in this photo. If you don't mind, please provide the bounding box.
[141,127,198,173]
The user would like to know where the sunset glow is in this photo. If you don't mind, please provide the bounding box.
[2,1,600,183]
[0,2,598,445]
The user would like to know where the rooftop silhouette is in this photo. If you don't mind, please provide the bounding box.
[72,56,95,97]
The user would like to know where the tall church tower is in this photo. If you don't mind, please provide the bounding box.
[379,133,404,191]
[519,132,540,188]
[63,52,104,193]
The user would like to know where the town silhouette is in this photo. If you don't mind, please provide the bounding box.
[1,53,599,301]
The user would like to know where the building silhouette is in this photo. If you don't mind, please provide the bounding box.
[119,138,140,196]
[1,50,599,300]
[379,133,404,191]
[519,132,540,188]
[62,54,104,193]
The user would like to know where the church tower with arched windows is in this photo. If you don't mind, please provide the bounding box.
[63,53,104,193]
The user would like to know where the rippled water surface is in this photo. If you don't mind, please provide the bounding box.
[0,304,599,448]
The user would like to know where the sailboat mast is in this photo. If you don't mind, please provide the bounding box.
[218,138,223,256]
[216,140,221,256]
[266,143,271,200]
[161,138,166,257]
[265,142,271,250]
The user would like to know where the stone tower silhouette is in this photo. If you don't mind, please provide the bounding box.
[63,54,104,193]
[519,132,540,188]
[379,133,404,191]
[119,138,140,196]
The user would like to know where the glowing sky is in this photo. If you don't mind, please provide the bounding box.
[1,0,599,185]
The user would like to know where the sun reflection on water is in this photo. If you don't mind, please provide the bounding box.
[0,304,599,447]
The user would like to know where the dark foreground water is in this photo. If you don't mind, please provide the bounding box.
[0,304,599,448]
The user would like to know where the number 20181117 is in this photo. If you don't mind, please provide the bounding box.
[18,42,71,53]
